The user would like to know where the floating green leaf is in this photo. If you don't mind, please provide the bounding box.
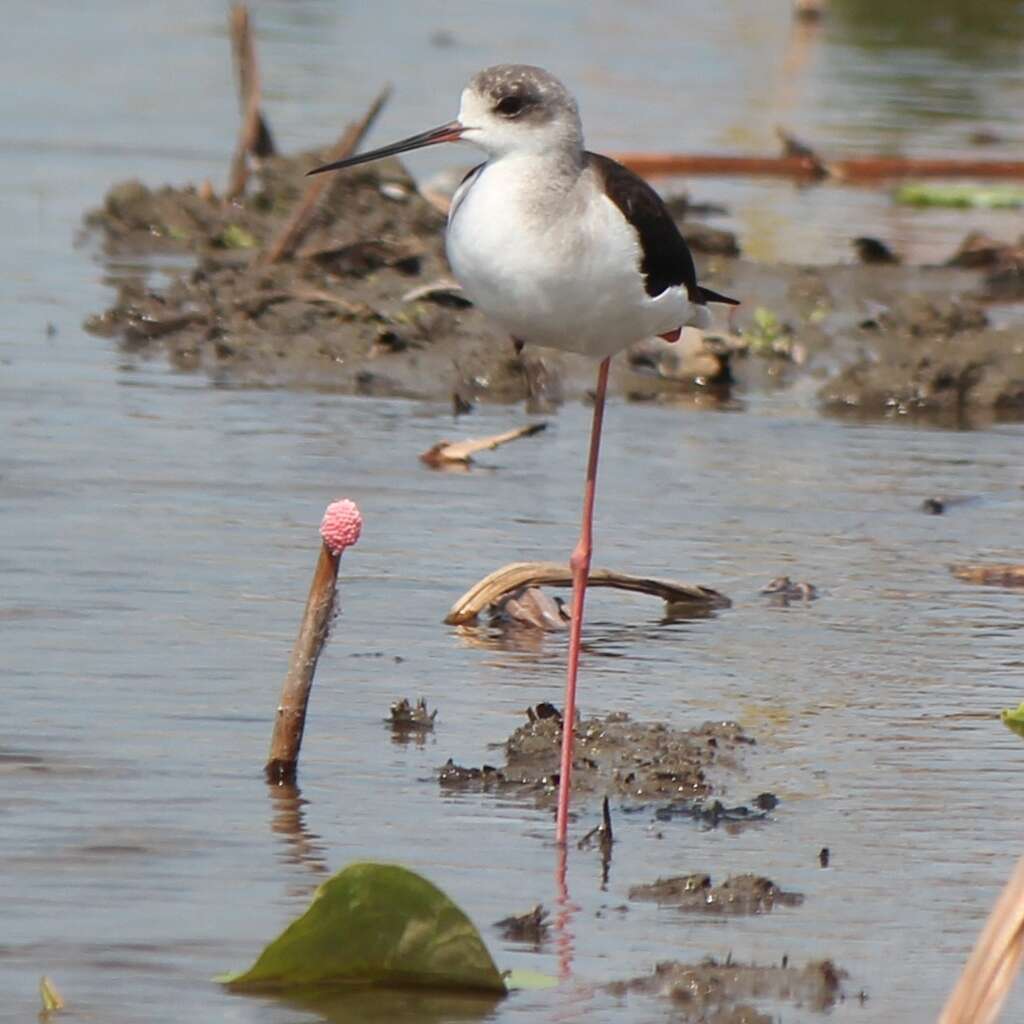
[1001,703,1024,738]
[218,863,506,994]
[503,969,559,991]
[894,183,1024,210]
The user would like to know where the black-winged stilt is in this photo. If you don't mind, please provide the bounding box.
[309,64,738,844]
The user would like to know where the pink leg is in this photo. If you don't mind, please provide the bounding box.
[556,356,611,845]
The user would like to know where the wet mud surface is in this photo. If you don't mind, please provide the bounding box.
[82,148,1024,420]
[438,707,756,810]
[607,957,845,1023]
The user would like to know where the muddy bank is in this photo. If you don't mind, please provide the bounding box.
[82,147,1024,419]
[438,706,758,812]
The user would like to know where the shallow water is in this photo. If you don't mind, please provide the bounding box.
[5,2,1024,1022]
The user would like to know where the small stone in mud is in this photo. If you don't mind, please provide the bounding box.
[527,702,562,723]
[387,697,436,732]
[629,872,803,915]
[853,236,900,265]
[494,904,549,945]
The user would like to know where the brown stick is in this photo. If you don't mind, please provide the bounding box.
[613,152,1024,183]
[226,4,271,201]
[258,85,392,266]
[265,542,340,783]
[939,855,1024,1024]
[444,560,729,626]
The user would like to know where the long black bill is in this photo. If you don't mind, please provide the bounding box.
[306,120,465,176]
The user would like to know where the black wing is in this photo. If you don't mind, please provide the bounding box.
[448,161,485,220]
[586,151,738,306]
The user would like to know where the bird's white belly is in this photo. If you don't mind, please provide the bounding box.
[446,160,705,358]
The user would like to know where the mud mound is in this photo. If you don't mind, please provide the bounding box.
[438,708,754,808]
[819,295,1024,421]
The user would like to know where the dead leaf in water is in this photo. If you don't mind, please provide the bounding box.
[420,423,546,468]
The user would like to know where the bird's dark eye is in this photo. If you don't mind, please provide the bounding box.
[495,95,525,117]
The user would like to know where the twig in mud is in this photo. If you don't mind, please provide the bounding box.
[265,499,362,784]
[259,86,392,266]
[420,423,547,468]
[226,4,275,201]
[577,796,614,858]
[445,562,730,625]
[939,855,1024,1024]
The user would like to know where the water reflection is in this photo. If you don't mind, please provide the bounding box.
[267,782,329,888]
[277,987,502,1024]
[831,0,1024,61]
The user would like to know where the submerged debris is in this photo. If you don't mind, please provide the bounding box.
[645,793,776,829]
[493,904,549,946]
[628,873,803,915]
[760,576,818,604]
[387,698,437,733]
[607,957,844,1020]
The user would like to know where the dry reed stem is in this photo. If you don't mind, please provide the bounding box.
[613,152,1024,183]
[259,85,391,266]
[226,4,269,200]
[265,542,340,783]
[939,856,1024,1024]
[444,561,729,625]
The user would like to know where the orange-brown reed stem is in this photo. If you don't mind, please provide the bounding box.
[265,541,340,783]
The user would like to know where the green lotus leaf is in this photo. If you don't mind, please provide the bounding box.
[894,183,1024,209]
[218,862,506,994]
[1001,703,1024,739]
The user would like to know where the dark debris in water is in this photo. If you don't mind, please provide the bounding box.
[493,904,549,947]
[628,872,803,915]
[760,575,818,605]
[387,697,436,732]
[438,707,753,809]
[645,791,777,828]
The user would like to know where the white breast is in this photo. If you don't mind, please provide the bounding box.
[445,155,706,358]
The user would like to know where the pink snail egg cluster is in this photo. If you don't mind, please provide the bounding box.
[319,499,363,554]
